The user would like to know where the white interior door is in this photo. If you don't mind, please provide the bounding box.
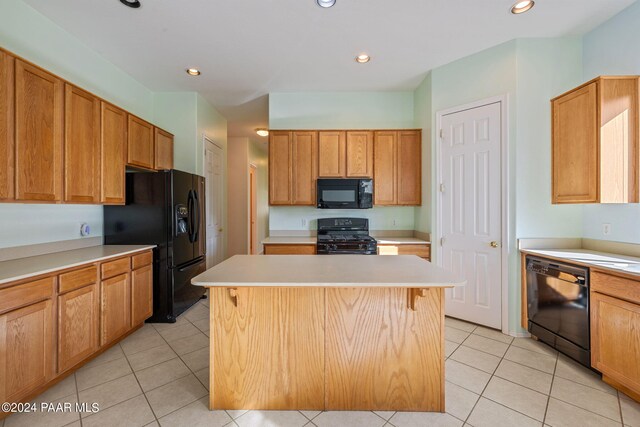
[204,138,224,268]
[440,102,502,329]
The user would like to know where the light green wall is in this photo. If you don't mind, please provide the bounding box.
[153,93,198,174]
[268,91,418,231]
[248,140,270,254]
[413,73,432,233]
[269,92,415,129]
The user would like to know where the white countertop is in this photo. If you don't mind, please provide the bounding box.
[192,255,463,288]
[521,248,640,276]
[0,245,156,285]
[261,236,430,245]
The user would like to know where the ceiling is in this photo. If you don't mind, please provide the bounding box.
[22,0,635,138]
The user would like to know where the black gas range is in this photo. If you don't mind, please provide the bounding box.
[316,218,377,255]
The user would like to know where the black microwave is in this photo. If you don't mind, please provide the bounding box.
[317,179,373,209]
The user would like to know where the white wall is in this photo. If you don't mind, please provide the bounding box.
[581,1,640,244]
[268,91,418,232]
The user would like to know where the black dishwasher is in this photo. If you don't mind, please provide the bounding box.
[526,256,590,367]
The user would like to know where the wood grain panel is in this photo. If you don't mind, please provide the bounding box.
[397,130,422,205]
[131,264,153,326]
[154,127,174,170]
[292,131,317,205]
[269,131,292,205]
[127,115,154,170]
[58,283,99,373]
[591,271,640,305]
[521,253,528,329]
[599,77,639,203]
[131,251,153,269]
[100,102,127,204]
[591,291,640,397]
[373,131,397,205]
[0,299,54,403]
[15,59,64,201]
[318,131,346,177]
[210,287,325,410]
[101,273,131,345]
[58,265,98,294]
[0,49,14,201]
[64,84,101,203]
[101,256,130,280]
[325,287,444,411]
[0,276,54,315]
[377,244,430,258]
[263,244,317,255]
[552,82,598,203]
[346,131,373,178]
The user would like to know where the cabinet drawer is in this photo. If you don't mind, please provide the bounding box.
[263,244,317,255]
[0,276,54,314]
[377,244,430,258]
[592,271,640,305]
[132,251,152,269]
[101,257,131,280]
[59,265,98,294]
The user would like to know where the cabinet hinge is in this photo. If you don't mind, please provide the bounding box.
[439,183,445,193]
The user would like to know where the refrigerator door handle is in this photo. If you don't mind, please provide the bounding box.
[193,190,200,242]
[177,256,205,272]
[187,190,195,243]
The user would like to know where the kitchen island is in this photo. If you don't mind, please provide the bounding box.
[192,255,464,412]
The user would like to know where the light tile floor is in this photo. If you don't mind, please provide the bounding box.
[4,299,640,427]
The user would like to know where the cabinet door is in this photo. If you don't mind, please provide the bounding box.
[0,299,54,403]
[591,291,640,394]
[269,131,292,205]
[346,131,373,178]
[127,115,154,170]
[101,273,131,345]
[373,131,397,205]
[0,49,14,201]
[552,82,598,203]
[292,131,317,205]
[15,59,64,201]
[58,284,99,373]
[397,130,421,205]
[101,102,127,204]
[131,264,153,326]
[318,131,346,177]
[154,127,174,170]
[64,84,100,203]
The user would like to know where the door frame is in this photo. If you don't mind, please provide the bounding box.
[434,95,511,335]
[203,134,225,266]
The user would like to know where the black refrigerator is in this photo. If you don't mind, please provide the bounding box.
[104,169,206,323]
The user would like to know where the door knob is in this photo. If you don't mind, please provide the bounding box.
[490,241,499,248]
[218,228,224,232]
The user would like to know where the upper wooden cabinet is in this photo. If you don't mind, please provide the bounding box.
[291,131,317,205]
[318,131,346,177]
[15,59,64,202]
[552,76,639,204]
[0,49,14,201]
[101,102,127,205]
[154,127,174,170]
[397,130,422,205]
[346,131,373,178]
[64,84,101,203]
[269,131,293,205]
[127,115,155,170]
[374,131,398,205]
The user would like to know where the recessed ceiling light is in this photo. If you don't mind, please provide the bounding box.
[186,68,201,76]
[511,0,534,14]
[120,0,141,8]
[256,129,269,137]
[316,0,336,8]
[355,54,370,64]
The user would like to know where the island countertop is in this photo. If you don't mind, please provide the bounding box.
[192,254,464,288]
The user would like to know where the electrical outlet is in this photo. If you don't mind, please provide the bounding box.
[392,219,397,227]
[301,218,307,228]
[602,223,611,236]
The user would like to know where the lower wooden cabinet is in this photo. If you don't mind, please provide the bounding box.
[263,244,317,255]
[131,264,153,327]
[377,243,430,261]
[0,298,54,403]
[101,272,131,345]
[58,283,99,372]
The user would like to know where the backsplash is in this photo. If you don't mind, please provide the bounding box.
[269,206,416,231]
[0,204,103,249]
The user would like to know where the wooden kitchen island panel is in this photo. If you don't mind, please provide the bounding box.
[210,287,325,410]
[325,287,444,411]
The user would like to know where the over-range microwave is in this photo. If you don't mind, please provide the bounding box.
[317,179,373,209]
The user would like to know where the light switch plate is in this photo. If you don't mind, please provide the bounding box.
[602,223,611,236]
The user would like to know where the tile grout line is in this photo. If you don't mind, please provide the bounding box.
[119,340,161,425]
[73,372,83,427]
[541,349,559,426]
[617,390,624,426]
